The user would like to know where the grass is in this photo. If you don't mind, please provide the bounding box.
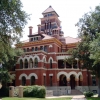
[2,97,72,100]
[87,97,100,100]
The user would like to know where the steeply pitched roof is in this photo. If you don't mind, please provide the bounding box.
[42,6,59,17]
[65,36,81,44]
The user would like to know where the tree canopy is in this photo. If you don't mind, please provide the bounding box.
[68,4,100,97]
[0,0,29,85]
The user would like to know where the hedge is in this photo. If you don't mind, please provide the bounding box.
[23,85,46,98]
[0,87,9,97]
[84,91,94,97]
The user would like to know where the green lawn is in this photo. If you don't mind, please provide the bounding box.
[2,97,72,100]
[87,97,100,100]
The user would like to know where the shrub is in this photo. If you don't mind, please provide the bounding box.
[0,87,9,97]
[23,85,46,98]
[84,91,94,97]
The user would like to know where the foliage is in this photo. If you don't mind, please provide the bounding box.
[67,4,100,97]
[0,0,29,44]
[0,86,9,97]
[0,0,29,86]
[23,85,46,98]
[84,91,94,97]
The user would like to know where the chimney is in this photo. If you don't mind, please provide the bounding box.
[37,24,41,34]
[29,26,33,35]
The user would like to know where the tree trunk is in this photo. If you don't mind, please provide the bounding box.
[98,78,100,97]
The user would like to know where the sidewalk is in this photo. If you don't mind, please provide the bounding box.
[46,95,87,100]
[71,95,87,100]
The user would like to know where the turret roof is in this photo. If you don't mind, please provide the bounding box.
[42,6,59,17]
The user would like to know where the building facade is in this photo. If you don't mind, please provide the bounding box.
[15,6,98,94]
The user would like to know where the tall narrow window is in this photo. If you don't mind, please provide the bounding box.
[30,76,35,85]
[27,48,29,52]
[32,47,34,51]
[50,59,52,68]
[44,46,47,52]
[22,76,26,86]
[20,59,23,69]
[50,76,52,86]
[25,59,28,68]
[35,47,38,51]
[40,46,43,50]
[44,76,46,86]
[92,77,96,86]
[34,58,38,67]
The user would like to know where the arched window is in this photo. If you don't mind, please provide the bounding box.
[30,76,35,85]
[23,48,26,52]
[34,58,38,67]
[35,47,38,51]
[40,46,43,50]
[32,47,34,51]
[25,59,28,68]
[50,59,52,68]
[20,59,23,69]
[22,76,26,86]
[29,58,33,68]
[27,48,29,52]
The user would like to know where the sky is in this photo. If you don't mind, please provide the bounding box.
[21,0,100,41]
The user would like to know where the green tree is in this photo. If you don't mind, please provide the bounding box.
[0,0,29,86]
[68,4,100,97]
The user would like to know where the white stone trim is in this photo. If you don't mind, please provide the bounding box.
[28,73,38,79]
[48,57,53,63]
[43,73,46,76]
[68,71,78,79]
[57,71,68,79]
[57,55,71,60]
[19,73,28,80]
[49,74,53,76]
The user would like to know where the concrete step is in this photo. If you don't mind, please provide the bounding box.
[71,89,83,95]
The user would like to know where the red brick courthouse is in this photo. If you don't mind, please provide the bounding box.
[15,6,98,95]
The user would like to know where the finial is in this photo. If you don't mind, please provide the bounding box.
[49,5,52,8]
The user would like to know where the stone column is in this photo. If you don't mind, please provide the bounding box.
[67,78,70,86]
[9,86,14,97]
[19,86,23,98]
[75,78,79,86]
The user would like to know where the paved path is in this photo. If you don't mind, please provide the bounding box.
[71,95,87,100]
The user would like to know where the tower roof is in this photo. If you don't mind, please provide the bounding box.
[42,6,59,17]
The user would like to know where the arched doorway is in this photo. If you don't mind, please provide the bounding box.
[30,76,35,85]
[59,74,67,86]
[70,74,75,89]
[22,76,26,86]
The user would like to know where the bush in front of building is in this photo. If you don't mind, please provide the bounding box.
[84,91,94,97]
[23,85,46,98]
[0,87,9,97]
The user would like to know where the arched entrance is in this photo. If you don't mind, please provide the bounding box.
[30,76,35,85]
[70,74,75,89]
[59,74,67,86]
